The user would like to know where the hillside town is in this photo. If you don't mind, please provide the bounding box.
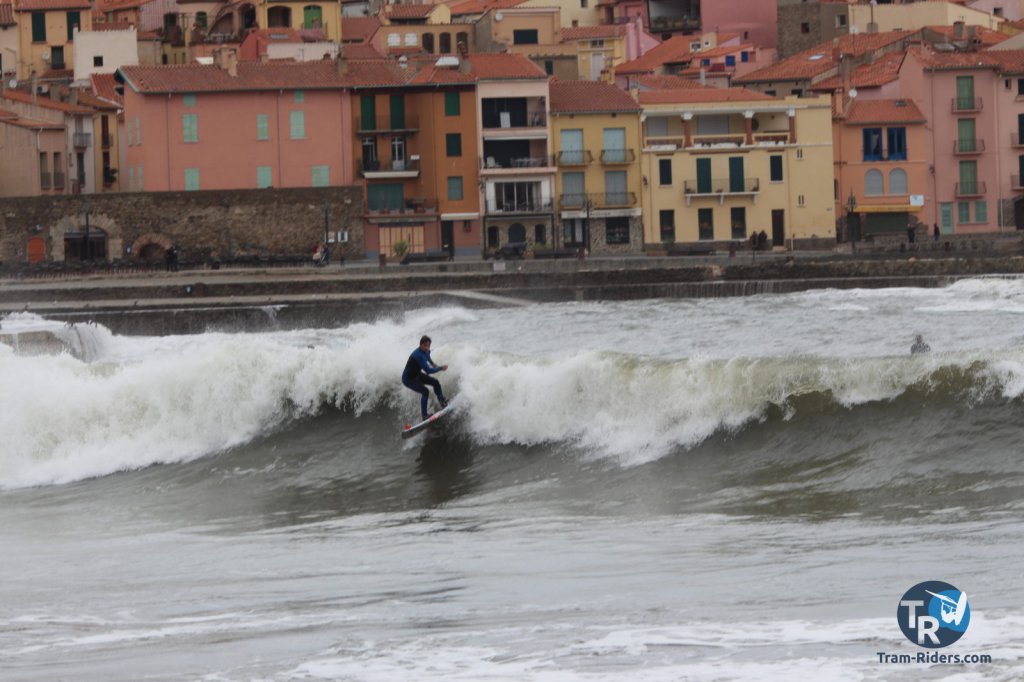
[3,0,1024,265]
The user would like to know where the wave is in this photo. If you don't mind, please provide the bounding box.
[2,310,1024,489]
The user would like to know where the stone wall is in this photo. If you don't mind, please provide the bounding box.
[0,186,365,266]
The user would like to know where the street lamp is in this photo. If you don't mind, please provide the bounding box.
[846,190,857,253]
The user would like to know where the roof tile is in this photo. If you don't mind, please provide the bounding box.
[550,79,639,113]
[638,87,776,105]
[844,98,925,124]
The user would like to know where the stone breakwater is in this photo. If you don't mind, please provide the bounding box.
[2,255,1024,335]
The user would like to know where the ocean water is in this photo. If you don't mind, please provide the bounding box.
[2,279,1024,680]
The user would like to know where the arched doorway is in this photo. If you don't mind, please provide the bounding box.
[27,236,45,264]
[267,6,291,28]
[509,223,526,244]
[63,226,107,262]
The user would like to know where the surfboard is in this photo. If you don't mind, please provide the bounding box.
[401,403,454,439]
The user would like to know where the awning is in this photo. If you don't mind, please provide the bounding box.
[856,204,923,214]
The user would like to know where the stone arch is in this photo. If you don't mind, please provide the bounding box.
[50,211,123,262]
[131,232,174,262]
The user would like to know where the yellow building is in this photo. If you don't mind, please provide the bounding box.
[639,89,835,248]
[14,0,92,80]
[550,80,644,255]
[560,24,626,82]
[257,0,342,43]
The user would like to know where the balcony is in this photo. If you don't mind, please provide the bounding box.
[480,155,554,173]
[54,171,65,190]
[73,132,92,148]
[556,150,593,166]
[691,134,746,148]
[955,181,986,197]
[101,133,113,149]
[684,178,761,204]
[600,149,635,164]
[559,192,638,210]
[482,111,546,130]
[951,97,982,113]
[40,172,51,190]
[650,16,701,32]
[360,157,421,178]
[365,197,438,217]
[645,136,686,150]
[953,139,985,154]
[485,198,553,214]
[356,114,420,134]
[1012,133,1024,148]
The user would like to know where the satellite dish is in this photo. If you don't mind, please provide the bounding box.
[41,51,50,62]
[494,11,503,21]
[849,87,858,98]
[8,79,16,89]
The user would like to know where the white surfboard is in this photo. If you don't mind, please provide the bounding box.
[401,403,454,439]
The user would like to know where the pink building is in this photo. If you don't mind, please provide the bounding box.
[119,50,355,192]
[700,0,777,50]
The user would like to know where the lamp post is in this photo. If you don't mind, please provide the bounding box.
[323,201,330,249]
[846,190,857,254]
[584,195,593,258]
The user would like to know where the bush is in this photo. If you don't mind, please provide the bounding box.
[392,239,410,258]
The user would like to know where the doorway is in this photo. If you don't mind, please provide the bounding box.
[771,209,785,246]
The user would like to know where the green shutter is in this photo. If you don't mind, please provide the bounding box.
[257,166,272,188]
[770,155,783,182]
[183,93,196,107]
[390,95,405,129]
[290,111,305,139]
[447,176,463,200]
[135,115,141,145]
[129,166,134,192]
[360,96,375,130]
[975,200,987,224]
[446,133,462,157]
[31,13,45,42]
[696,158,711,193]
[728,157,745,193]
[294,90,304,103]
[957,119,975,152]
[957,201,970,224]
[311,165,329,187]
[959,160,977,194]
[66,11,80,41]
[445,91,460,116]
[955,76,974,109]
[257,114,269,140]
[182,114,198,143]
[367,183,404,211]
[184,168,200,191]
[137,165,143,191]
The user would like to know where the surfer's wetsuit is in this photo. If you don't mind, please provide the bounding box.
[403,347,447,420]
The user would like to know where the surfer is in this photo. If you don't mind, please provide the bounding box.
[911,334,931,355]
[402,335,449,421]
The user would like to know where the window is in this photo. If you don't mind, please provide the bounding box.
[659,209,674,241]
[447,176,463,201]
[730,207,746,240]
[725,55,735,67]
[196,11,207,28]
[741,51,749,63]
[136,115,142,144]
[580,0,587,7]
[137,165,143,191]
[837,14,847,28]
[423,33,435,53]
[294,90,304,103]
[888,168,908,195]
[887,127,907,161]
[865,169,883,196]
[975,200,988,224]
[184,168,200,191]
[182,113,198,143]
[959,160,978,194]
[257,166,272,188]
[445,91,460,116]
[606,217,630,245]
[126,119,132,147]
[513,29,538,45]
[658,158,673,185]
[257,114,269,140]
[360,96,375,130]
[128,166,133,192]
[770,155,783,182]
[66,11,80,41]
[312,165,329,187]
[391,135,406,163]
[698,208,714,240]
[439,32,451,53]
[404,33,417,47]
[798,194,805,207]
[862,128,883,161]
[958,201,970,224]
[604,170,627,205]
[1018,78,1024,96]
[562,172,585,205]
[509,223,526,243]
[183,94,196,107]
[445,133,462,157]
[955,75,975,110]
[93,56,103,67]
[800,22,810,34]
[290,111,305,139]
[544,60,554,75]
[361,137,377,165]
[535,224,546,244]
[602,127,626,163]
[31,13,45,42]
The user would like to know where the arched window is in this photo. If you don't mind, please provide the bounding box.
[888,168,908,195]
[439,32,452,54]
[509,223,526,243]
[423,32,435,53]
[195,11,207,29]
[487,225,500,248]
[267,6,291,28]
[864,169,884,196]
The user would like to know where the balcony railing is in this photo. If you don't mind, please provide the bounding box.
[40,172,51,190]
[645,136,686,149]
[953,139,985,154]
[600,149,636,164]
[560,193,587,209]
[365,197,438,215]
[101,132,113,148]
[480,155,553,170]
[54,171,65,189]
[955,181,986,197]
[691,134,745,148]
[1012,133,1024,147]
[356,114,420,133]
[360,157,420,176]
[482,111,547,130]
[559,192,638,209]
[684,178,761,195]
[556,150,593,166]
[650,16,701,32]
[485,199,553,214]
[951,97,982,112]
[73,132,91,148]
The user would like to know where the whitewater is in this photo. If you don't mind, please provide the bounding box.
[2,278,1024,680]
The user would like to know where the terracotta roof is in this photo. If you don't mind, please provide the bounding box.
[811,51,905,91]
[638,87,776,105]
[635,75,706,90]
[560,24,624,42]
[74,88,119,110]
[617,36,693,75]
[341,15,380,43]
[550,79,640,113]
[343,43,386,60]
[736,31,912,84]
[912,47,1024,74]
[91,72,123,106]
[0,1,14,27]
[14,0,91,9]
[1,89,96,114]
[252,28,303,44]
[407,65,477,85]
[463,52,546,80]
[449,0,526,16]
[0,108,64,130]
[95,0,150,11]
[385,3,435,19]
[844,98,925,125]
[926,25,1009,47]
[120,61,355,93]
[693,43,753,60]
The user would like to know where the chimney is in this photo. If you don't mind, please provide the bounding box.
[699,67,705,86]
[213,47,238,77]
[68,88,79,105]
[335,49,348,76]
[457,39,468,58]
[953,21,965,40]
[832,38,841,62]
